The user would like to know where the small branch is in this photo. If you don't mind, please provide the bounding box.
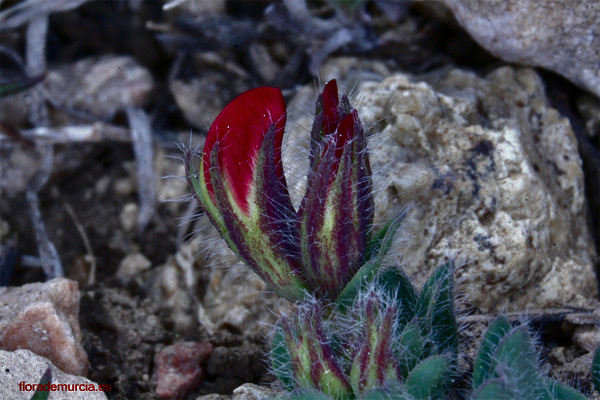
[126,107,156,233]
[0,0,90,30]
[26,190,63,279]
[25,14,48,126]
[57,189,96,285]
[163,0,190,11]
[0,123,133,145]
[25,15,47,76]
[282,0,338,36]
[26,145,63,279]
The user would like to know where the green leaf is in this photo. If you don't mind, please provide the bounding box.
[377,267,418,329]
[405,355,450,400]
[29,368,52,400]
[473,322,585,400]
[593,346,600,393]
[336,212,406,312]
[471,379,514,400]
[489,326,546,399]
[415,261,457,358]
[472,316,512,389]
[335,258,377,312]
[395,318,425,379]
[546,380,587,400]
[271,326,295,391]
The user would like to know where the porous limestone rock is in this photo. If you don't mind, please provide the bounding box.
[353,67,597,312]
[0,349,107,400]
[116,252,152,280]
[0,278,88,376]
[440,0,600,97]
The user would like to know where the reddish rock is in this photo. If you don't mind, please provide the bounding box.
[0,278,88,376]
[155,341,213,399]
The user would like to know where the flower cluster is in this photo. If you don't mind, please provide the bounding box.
[185,81,591,400]
[186,80,373,301]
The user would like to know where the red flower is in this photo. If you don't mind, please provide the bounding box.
[187,80,374,301]
[187,87,309,301]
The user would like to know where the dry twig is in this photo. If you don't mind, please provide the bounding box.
[0,0,90,30]
[0,123,132,146]
[56,188,97,285]
[26,146,63,279]
[126,107,156,233]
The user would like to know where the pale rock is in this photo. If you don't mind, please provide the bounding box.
[113,177,134,197]
[119,202,138,232]
[116,252,152,280]
[0,349,108,400]
[441,0,600,97]
[231,383,285,400]
[353,67,597,312]
[149,262,198,335]
[195,383,283,400]
[0,279,88,376]
[45,56,154,120]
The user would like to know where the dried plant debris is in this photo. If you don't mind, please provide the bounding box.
[265,0,377,75]
[126,107,156,233]
[156,14,258,53]
[25,145,63,279]
[0,0,91,30]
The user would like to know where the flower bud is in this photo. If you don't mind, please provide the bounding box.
[298,80,374,299]
[281,301,351,399]
[348,289,398,395]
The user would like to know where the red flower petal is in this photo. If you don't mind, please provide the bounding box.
[321,110,358,186]
[202,87,286,213]
[333,110,357,159]
[322,80,340,136]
